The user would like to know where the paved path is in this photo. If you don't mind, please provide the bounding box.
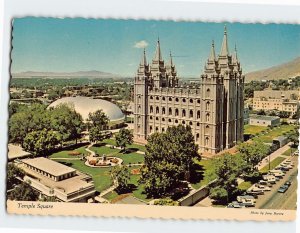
[256,143,292,170]
[85,144,96,157]
[51,157,81,160]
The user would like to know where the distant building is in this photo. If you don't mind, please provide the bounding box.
[249,114,280,127]
[243,106,250,125]
[20,157,96,202]
[133,27,245,154]
[252,90,300,115]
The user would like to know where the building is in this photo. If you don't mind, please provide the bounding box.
[20,157,96,202]
[8,144,31,161]
[48,96,125,128]
[243,106,250,125]
[249,114,280,127]
[133,27,245,154]
[252,90,300,115]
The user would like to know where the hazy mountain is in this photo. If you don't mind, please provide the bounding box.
[11,70,121,78]
[245,57,300,82]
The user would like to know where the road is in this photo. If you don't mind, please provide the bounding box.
[254,156,298,210]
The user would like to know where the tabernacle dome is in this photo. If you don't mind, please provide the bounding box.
[48,96,125,124]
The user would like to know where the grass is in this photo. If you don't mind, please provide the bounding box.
[191,159,217,190]
[49,146,88,159]
[54,159,113,192]
[103,138,146,153]
[282,147,296,156]
[253,124,296,143]
[259,156,286,173]
[90,145,119,155]
[238,181,253,191]
[244,125,267,135]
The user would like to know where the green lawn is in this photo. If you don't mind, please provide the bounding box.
[191,159,217,190]
[49,146,88,159]
[103,138,146,152]
[54,159,113,192]
[90,145,119,155]
[244,125,267,135]
[259,156,286,173]
[238,181,253,191]
[253,124,296,143]
[282,147,296,156]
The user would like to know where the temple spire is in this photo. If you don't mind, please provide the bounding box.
[169,51,173,66]
[140,48,147,66]
[209,40,216,61]
[220,25,229,57]
[154,37,162,61]
[232,44,238,64]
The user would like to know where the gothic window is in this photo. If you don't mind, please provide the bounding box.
[150,126,153,133]
[189,110,193,118]
[168,119,172,123]
[190,99,193,104]
[205,125,210,134]
[196,133,200,140]
[138,96,141,104]
[168,108,172,115]
[182,98,186,103]
[197,99,200,104]
[197,122,200,126]
[156,117,159,121]
[206,101,210,111]
[150,106,153,113]
[206,113,210,122]
[182,120,185,124]
[175,119,178,123]
[138,106,141,113]
[189,122,193,126]
[162,128,165,132]
[156,106,159,114]
[162,118,165,122]
[162,107,166,115]
[205,136,209,145]
[197,110,200,119]
[169,97,172,101]
[206,88,211,98]
[156,96,159,100]
[155,127,159,131]
[150,116,153,120]
[175,98,179,102]
[150,96,153,100]
[162,97,165,101]
[175,109,179,116]
[182,109,186,117]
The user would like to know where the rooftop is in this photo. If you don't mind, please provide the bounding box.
[8,144,31,161]
[249,114,280,121]
[22,157,76,177]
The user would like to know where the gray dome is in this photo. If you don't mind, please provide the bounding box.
[48,96,125,122]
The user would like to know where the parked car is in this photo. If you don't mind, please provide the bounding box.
[247,187,264,195]
[258,180,268,186]
[262,175,276,184]
[278,185,289,193]
[227,201,246,208]
[284,181,292,187]
[237,195,256,203]
[255,184,271,192]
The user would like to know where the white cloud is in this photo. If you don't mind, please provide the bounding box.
[134,40,149,49]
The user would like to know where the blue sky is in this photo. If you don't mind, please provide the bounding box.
[11,17,300,77]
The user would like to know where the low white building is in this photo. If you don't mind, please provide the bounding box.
[20,157,96,202]
[249,114,280,127]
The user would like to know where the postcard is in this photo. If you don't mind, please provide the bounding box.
[6,17,299,221]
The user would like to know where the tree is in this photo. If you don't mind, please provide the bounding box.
[87,110,109,143]
[111,166,131,193]
[278,111,290,118]
[237,141,270,177]
[49,104,84,145]
[140,125,199,197]
[8,181,39,201]
[257,109,266,115]
[209,153,242,204]
[153,198,179,206]
[23,129,59,156]
[7,164,25,190]
[287,128,299,148]
[115,128,133,151]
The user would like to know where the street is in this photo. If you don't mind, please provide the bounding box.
[254,155,298,210]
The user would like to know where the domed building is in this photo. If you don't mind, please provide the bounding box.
[48,96,125,129]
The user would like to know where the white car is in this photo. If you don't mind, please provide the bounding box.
[255,184,271,191]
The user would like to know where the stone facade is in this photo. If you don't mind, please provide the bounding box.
[133,27,245,154]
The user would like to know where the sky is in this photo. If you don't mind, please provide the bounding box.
[11,17,300,77]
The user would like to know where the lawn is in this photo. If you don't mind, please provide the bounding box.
[253,124,296,143]
[282,147,296,156]
[90,145,119,155]
[191,159,217,190]
[259,156,286,173]
[244,125,267,135]
[54,159,113,192]
[238,181,253,191]
[49,146,88,159]
[103,138,146,153]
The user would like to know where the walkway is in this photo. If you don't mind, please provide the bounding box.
[256,142,292,170]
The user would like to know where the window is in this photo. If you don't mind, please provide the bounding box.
[150,96,153,100]
[206,113,210,122]
[206,88,211,98]
[205,136,209,145]
[182,98,186,103]
[175,109,179,116]
[162,128,165,132]
[189,110,193,118]
[150,106,153,113]
[182,120,185,124]
[182,109,186,117]
[197,122,200,126]
[169,97,172,101]
[150,116,153,120]
[138,96,141,103]
[205,125,210,134]
[150,126,153,133]
[196,133,200,140]
[169,108,172,115]
[190,99,193,103]
[162,107,166,115]
[162,118,165,122]
[197,99,200,104]
[175,97,179,102]
[156,117,159,120]
[175,119,178,123]
[189,122,193,126]
[156,106,159,114]
[138,106,141,113]
[162,97,165,101]
[168,119,172,123]
[156,96,159,100]
[197,110,200,119]
[156,127,159,131]
[206,101,210,111]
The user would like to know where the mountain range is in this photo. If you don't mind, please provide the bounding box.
[245,57,300,82]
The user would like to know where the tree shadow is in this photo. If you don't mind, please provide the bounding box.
[57,161,73,167]
[123,148,139,154]
[115,183,137,195]
[93,142,107,147]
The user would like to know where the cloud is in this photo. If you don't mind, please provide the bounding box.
[134,40,149,49]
